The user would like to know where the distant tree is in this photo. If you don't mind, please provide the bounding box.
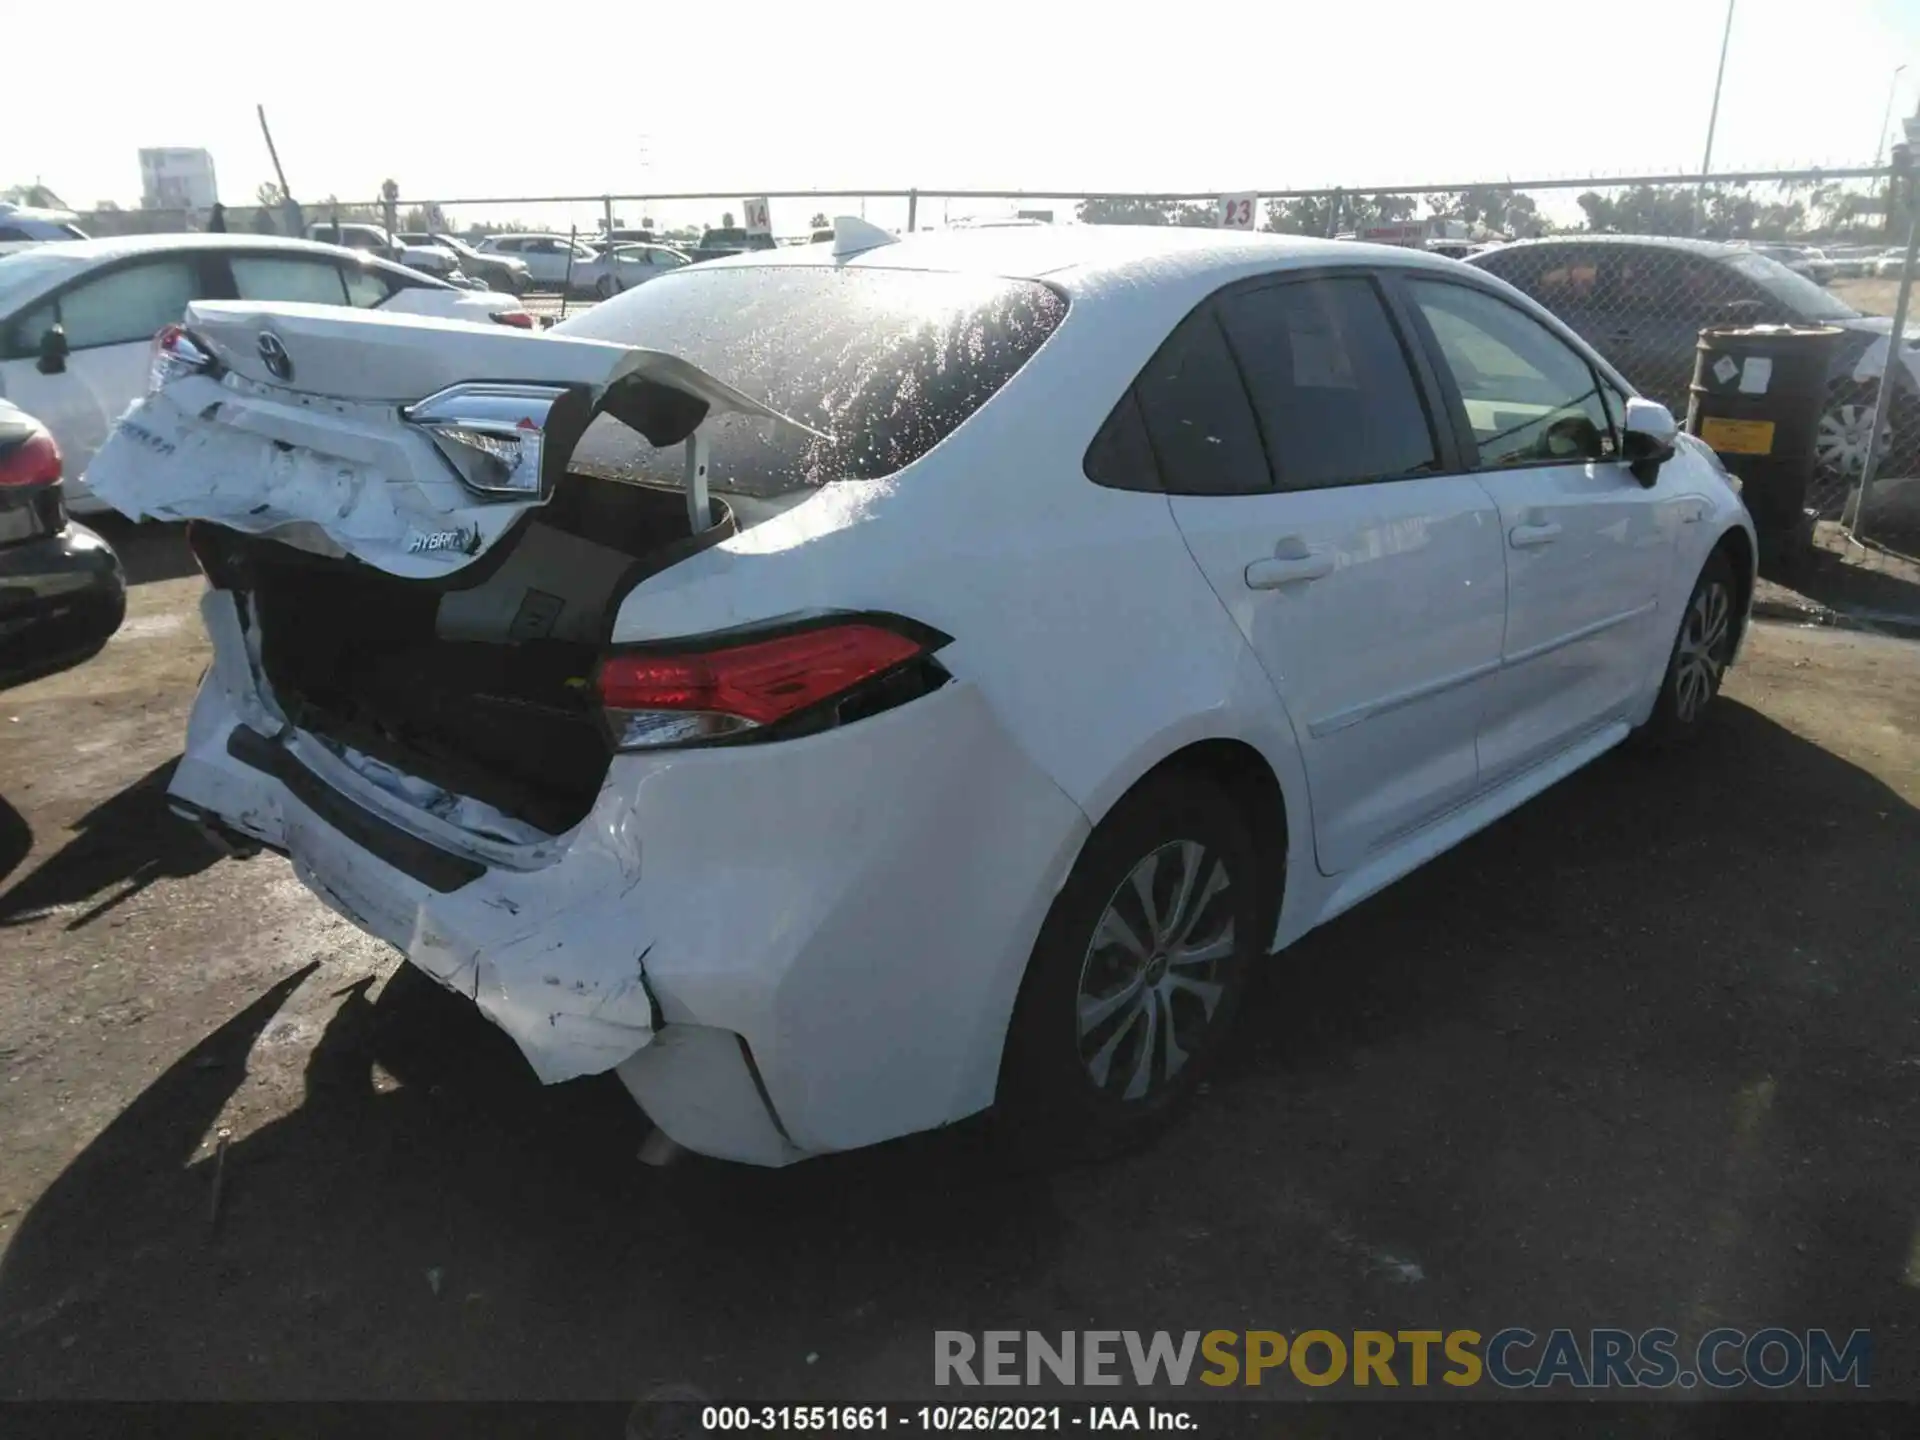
[95,199,122,213]
[256,181,284,209]
[1076,195,1177,225]
[809,211,830,229]
[721,210,735,228]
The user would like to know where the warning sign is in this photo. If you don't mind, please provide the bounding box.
[1699,416,1776,455]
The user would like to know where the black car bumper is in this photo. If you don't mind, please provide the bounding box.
[0,522,128,676]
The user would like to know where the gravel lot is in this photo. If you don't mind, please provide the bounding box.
[2,520,1919,1408]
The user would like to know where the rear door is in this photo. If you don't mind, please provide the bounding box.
[1140,270,1507,876]
[1399,275,1677,781]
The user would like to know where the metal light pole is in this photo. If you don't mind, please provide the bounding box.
[1875,65,1908,168]
[1699,0,1736,179]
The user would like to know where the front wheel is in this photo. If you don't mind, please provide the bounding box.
[1635,549,1738,748]
[998,771,1268,1159]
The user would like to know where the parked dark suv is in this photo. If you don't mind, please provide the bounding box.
[1472,235,1918,504]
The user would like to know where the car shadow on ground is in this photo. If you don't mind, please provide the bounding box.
[84,516,196,587]
[0,758,221,929]
[0,792,29,890]
[1,701,1916,1411]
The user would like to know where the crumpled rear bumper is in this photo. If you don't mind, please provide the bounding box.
[170,591,662,1085]
[171,588,1091,1165]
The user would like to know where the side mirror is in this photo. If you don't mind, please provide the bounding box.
[1621,397,1678,487]
[36,324,69,375]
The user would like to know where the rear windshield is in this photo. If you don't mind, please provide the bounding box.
[1724,252,1856,321]
[556,265,1068,496]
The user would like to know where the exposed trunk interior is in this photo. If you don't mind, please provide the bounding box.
[220,474,737,836]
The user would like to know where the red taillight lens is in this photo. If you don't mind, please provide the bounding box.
[598,622,931,750]
[149,323,214,392]
[0,431,61,488]
[490,310,535,329]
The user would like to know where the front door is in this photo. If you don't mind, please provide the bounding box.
[1134,272,1507,875]
[1400,276,1678,781]
[0,254,210,495]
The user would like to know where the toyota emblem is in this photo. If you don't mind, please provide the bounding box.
[258,331,293,382]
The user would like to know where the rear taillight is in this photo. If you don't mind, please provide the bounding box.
[404,382,569,498]
[597,618,947,751]
[149,324,214,393]
[490,310,535,329]
[0,431,61,488]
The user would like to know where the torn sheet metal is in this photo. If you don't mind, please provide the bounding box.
[81,298,822,579]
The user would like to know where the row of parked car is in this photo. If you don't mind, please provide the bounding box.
[306,220,780,297]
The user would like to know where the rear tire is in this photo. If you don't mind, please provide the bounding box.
[1634,548,1738,749]
[997,771,1268,1161]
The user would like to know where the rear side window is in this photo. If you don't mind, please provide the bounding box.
[1127,307,1270,495]
[231,255,349,305]
[342,265,398,307]
[1215,277,1437,490]
[559,266,1068,496]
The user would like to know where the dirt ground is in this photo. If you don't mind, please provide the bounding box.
[1831,276,1905,318]
[3,521,1920,1410]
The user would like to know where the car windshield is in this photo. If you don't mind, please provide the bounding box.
[1723,252,1857,320]
[556,265,1068,496]
[434,236,479,259]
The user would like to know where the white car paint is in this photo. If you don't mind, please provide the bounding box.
[0,234,528,511]
[82,227,1756,1166]
[573,243,691,296]
[475,233,601,287]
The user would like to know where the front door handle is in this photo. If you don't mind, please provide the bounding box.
[1246,551,1335,588]
[1509,521,1563,548]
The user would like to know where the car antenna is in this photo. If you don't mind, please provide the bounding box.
[832,216,898,260]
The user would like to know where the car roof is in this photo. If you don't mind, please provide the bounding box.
[1474,233,1749,263]
[699,224,1472,294]
[7,232,382,264]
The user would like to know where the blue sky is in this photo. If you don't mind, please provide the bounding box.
[5,0,1917,233]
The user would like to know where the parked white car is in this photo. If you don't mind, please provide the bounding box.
[83,225,1755,1167]
[1873,248,1913,278]
[574,242,691,299]
[0,234,532,511]
[474,233,602,288]
[0,202,89,255]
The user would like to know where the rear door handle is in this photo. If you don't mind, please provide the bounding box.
[1509,521,1563,548]
[1245,552,1335,588]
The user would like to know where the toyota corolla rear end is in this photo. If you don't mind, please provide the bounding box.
[84,270,1084,1164]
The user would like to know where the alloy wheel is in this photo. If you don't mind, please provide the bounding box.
[1075,840,1235,1102]
[1673,578,1733,724]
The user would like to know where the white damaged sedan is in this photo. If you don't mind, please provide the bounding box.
[85,222,1756,1166]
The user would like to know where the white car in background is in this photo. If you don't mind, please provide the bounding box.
[0,203,89,255]
[574,242,691,298]
[82,224,1753,1167]
[0,234,532,511]
[474,233,602,288]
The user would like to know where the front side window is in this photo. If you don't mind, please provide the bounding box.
[1410,280,1615,468]
[1215,276,1438,490]
[34,259,201,351]
[231,255,349,305]
[559,265,1068,496]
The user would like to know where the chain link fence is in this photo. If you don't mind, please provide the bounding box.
[1466,228,1917,518]
[69,167,1916,521]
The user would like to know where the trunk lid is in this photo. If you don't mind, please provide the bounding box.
[83,300,819,579]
